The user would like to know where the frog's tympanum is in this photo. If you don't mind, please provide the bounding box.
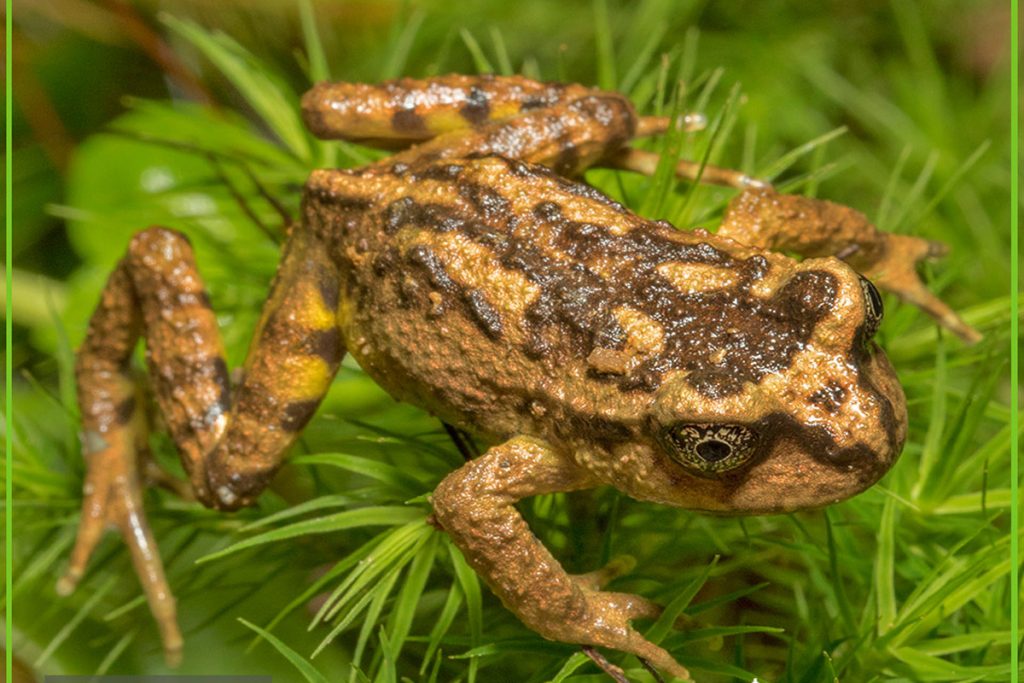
[61,75,979,680]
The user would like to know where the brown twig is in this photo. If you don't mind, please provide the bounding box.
[582,645,631,683]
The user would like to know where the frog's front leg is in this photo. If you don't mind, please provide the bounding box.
[61,226,344,664]
[432,437,692,682]
[718,187,981,343]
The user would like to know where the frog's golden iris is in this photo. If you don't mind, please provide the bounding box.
[658,423,759,476]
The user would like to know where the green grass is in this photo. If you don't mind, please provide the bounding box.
[5,1,1015,681]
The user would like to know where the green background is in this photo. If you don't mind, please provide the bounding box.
[6,1,1016,681]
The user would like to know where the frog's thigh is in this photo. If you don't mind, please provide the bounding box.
[84,226,345,506]
[432,437,691,680]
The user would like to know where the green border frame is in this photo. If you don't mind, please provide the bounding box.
[0,3,1020,680]
[6,0,14,679]
[1011,0,1020,681]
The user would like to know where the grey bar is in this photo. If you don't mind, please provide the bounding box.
[46,677,271,683]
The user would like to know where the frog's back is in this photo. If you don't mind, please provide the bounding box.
[302,156,806,443]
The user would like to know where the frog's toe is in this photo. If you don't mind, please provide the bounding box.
[868,234,982,344]
[62,434,183,667]
[574,555,637,590]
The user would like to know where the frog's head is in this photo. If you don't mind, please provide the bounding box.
[641,257,907,514]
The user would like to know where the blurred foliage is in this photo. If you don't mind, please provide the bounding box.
[5,0,1016,681]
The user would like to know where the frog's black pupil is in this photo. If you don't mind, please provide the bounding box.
[696,440,731,462]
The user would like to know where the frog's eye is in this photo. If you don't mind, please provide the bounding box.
[658,423,759,476]
[858,275,884,340]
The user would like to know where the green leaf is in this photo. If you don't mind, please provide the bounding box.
[386,531,440,654]
[448,540,483,683]
[639,82,687,219]
[250,531,389,648]
[35,576,115,667]
[314,521,431,627]
[914,631,1009,656]
[647,555,718,644]
[932,488,1012,514]
[299,0,330,83]
[888,645,1010,681]
[550,651,591,682]
[239,618,331,683]
[291,453,427,493]
[198,506,424,563]
[240,493,363,531]
[592,0,616,90]
[489,27,514,76]
[420,582,463,673]
[756,127,848,181]
[382,9,426,79]
[874,497,897,633]
[340,561,403,670]
[459,28,494,74]
[162,14,312,162]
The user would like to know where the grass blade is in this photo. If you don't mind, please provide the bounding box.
[198,506,423,563]
[447,540,482,683]
[459,29,494,73]
[874,497,897,633]
[162,15,312,162]
[592,0,616,90]
[240,618,330,683]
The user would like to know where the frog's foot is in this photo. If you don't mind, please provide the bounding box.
[859,234,982,344]
[573,556,699,631]
[553,588,692,682]
[57,427,183,667]
[606,147,770,190]
[575,556,684,682]
[718,187,981,344]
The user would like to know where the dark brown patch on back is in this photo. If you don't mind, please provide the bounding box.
[404,243,506,339]
[465,289,503,339]
[373,158,837,397]
[392,108,426,134]
[808,381,847,414]
[459,86,491,125]
[458,181,511,223]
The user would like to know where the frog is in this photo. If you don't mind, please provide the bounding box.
[59,74,980,681]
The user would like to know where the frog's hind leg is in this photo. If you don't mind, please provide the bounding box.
[718,186,982,343]
[62,226,344,663]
